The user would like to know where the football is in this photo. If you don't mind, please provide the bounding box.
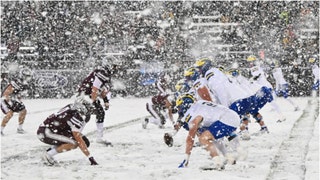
[164,133,173,147]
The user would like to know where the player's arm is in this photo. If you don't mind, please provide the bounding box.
[179,115,202,168]
[164,99,174,123]
[101,87,111,110]
[73,131,90,157]
[2,84,14,107]
[2,84,14,101]
[186,115,202,155]
[197,86,212,102]
[72,130,98,165]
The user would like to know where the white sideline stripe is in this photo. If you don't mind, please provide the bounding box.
[266,98,319,179]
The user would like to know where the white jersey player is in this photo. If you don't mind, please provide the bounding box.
[193,59,269,133]
[309,56,319,97]
[204,67,251,107]
[247,56,286,122]
[271,64,299,111]
[176,94,240,170]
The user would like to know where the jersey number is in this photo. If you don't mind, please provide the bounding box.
[201,101,217,107]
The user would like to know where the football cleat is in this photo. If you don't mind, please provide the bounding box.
[96,139,113,147]
[142,118,149,129]
[42,152,56,166]
[260,126,269,134]
[17,128,26,134]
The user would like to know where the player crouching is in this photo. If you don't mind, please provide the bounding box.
[176,93,241,170]
[37,98,98,166]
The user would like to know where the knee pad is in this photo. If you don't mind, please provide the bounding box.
[253,113,263,123]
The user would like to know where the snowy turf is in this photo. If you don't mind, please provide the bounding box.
[1,97,319,180]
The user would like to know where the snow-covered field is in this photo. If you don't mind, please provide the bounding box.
[1,96,319,180]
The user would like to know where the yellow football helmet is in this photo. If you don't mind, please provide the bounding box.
[194,58,213,75]
[176,93,196,116]
[309,57,316,63]
[247,55,257,62]
[184,67,200,81]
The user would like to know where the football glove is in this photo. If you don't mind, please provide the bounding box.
[178,155,190,168]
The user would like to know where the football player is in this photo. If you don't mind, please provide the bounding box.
[142,93,175,129]
[176,93,240,170]
[194,58,270,134]
[37,99,98,166]
[309,55,319,97]
[1,68,33,135]
[271,61,299,111]
[77,63,116,146]
[247,55,286,122]
[155,73,169,96]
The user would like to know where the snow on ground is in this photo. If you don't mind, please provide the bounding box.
[1,96,319,180]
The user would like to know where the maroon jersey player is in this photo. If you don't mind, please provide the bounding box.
[77,65,116,145]
[155,73,169,96]
[1,68,32,135]
[37,100,98,166]
[142,93,175,129]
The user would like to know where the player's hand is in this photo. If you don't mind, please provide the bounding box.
[89,156,98,165]
[178,159,189,168]
[178,154,190,168]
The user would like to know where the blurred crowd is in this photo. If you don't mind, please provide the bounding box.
[0,1,318,98]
